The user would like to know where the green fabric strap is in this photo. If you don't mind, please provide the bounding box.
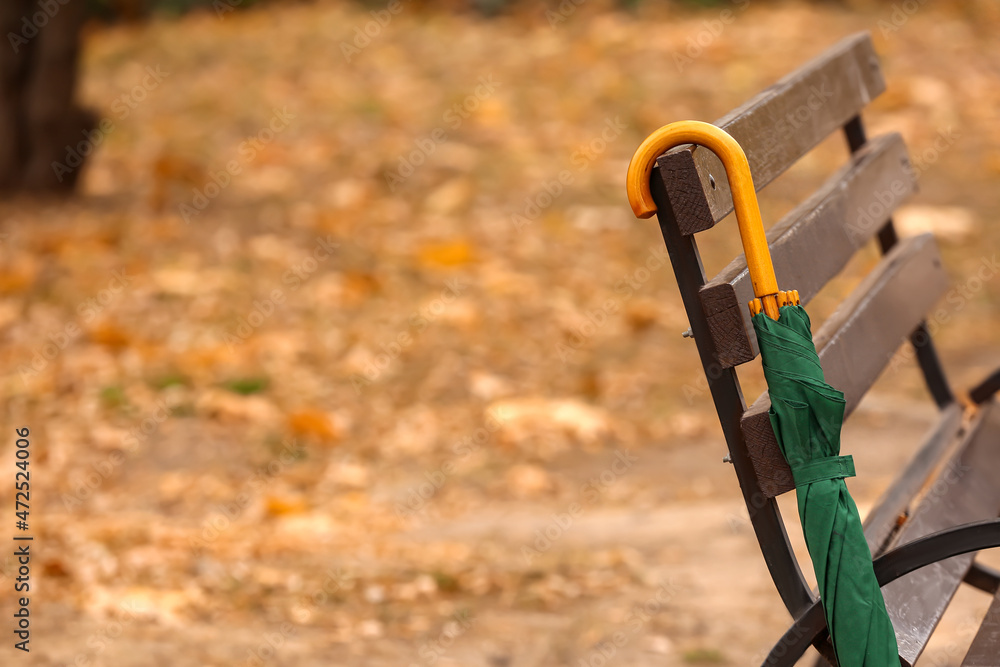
[791,455,856,487]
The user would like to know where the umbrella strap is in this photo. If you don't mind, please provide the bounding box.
[791,455,856,487]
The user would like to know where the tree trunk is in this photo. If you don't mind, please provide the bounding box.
[0,0,94,193]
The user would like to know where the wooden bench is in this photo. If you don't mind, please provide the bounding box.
[645,31,1000,665]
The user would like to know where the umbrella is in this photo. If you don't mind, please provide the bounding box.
[626,121,899,665]
[753,305,898,665]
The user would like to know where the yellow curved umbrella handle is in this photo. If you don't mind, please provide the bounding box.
[625,120,797,320]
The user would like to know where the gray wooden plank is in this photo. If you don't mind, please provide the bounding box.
[882,401,1000,666]
[699,132,915,368]
[861,403,964,556]
[963,588,1000,666]
[654,32,886,235]
[740,234,949,497]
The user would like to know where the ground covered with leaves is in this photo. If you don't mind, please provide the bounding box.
[1,0,1000,665]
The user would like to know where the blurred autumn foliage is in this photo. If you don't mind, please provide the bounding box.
[2,0,999,664]
[81,0,936,22]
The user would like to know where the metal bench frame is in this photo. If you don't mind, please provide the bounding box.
[646,31,1000,666]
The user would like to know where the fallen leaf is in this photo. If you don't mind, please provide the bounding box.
[287,408,341,444]
[418,239,476,267]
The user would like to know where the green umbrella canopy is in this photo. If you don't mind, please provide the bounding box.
[753,305,899,666]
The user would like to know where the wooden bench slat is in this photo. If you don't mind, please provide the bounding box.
[882,402,1000,666]
[655,32,886,235]
[699,132,915,368]
[963,587,1000,666]
[862,402,964,556]
[740,234,949,497]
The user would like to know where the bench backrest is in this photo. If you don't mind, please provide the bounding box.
[647,31,958,664]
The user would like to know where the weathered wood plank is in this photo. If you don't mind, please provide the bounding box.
[882,402,1000,666]
[861,403,964,556]
[699,132,915,368]
[740,234,949,497]
[963,587,1000,666]
[655,32,886,235]
[812,404,1000,667]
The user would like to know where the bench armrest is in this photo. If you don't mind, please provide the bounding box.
[760,520,1000,667]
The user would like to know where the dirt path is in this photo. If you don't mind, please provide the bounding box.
[23,398,997,666]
